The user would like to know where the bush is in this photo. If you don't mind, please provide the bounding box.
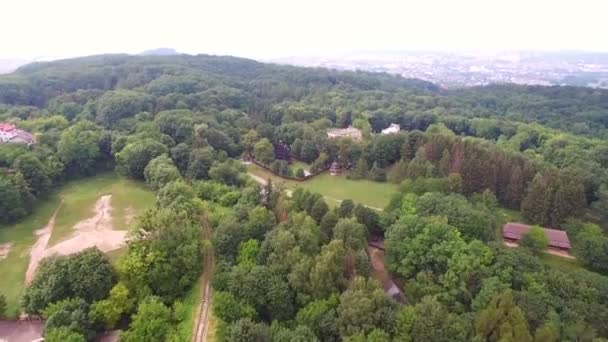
[45,327,86,342]
[521,226,549,255]
[22,248,115,314]
[295,168,305,178]
[0,293,6,318]
[219,191,242,206]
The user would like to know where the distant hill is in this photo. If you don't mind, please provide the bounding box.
[140,48,179,56]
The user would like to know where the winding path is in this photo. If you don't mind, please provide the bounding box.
[193,214,214,342]
[25,200,63,284]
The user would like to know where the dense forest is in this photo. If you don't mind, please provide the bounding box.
[1,54,608,341]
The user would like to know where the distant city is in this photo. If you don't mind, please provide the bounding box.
[271,51,608,89]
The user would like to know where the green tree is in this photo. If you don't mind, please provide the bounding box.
[320,211,338,242]
[121,297,173,342]
[574,223,608,273]
[310,197,329,224]
[213,291,257,323]
[310,240,347,299]
[209,160,246,186]
[90,282,135,330]
[154,109,193,143]
[13,153,50,196]
[254,138,275,165]
[242,130,261,157]
[45,327,86,342]
[293,168,304,179]
[22,248,115,314]
[43,298,94,340]
[96,90,153,126]
[57,121,102,175]
[224,318,271,342]
[350,158,369,180]
[115,138,168,179]
[337,277,396,337]
[0,293,6,318]
[338,199,355,218]
[143,155,181,191]
[395,296,470,342]
[122,209,201,302]
[333,218,367,250]
[520,226,548,255]
[186,147,215,180]
[475,291,532,342]
[369,162,387,182]
[296,295,340,341]
[438,149,451,177]
[244,206,276,240]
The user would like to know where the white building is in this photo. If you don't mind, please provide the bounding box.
[0,123,35,145]
[327,125,362,140]
[381,123,400,135]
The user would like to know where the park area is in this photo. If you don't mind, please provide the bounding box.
[246,163,398,209]
[0,173,155,316]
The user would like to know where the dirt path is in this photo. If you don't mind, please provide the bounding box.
[193,215,214,342]
[43,195,127,257]
[25,201,63,284]
[368,245,406,304]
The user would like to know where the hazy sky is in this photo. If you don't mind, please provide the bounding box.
[2,0,606,59]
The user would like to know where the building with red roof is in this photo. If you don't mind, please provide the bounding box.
[502,222,571,252]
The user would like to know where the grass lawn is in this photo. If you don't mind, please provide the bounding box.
[49,173,155,245]
[0,172,154,317]
[0,193,62,317]
[540,253,583,272]
[290,161,311,173]
[247,163,398,209]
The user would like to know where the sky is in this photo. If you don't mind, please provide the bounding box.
[1,0,607,60]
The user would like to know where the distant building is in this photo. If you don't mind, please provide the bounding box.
[502,222,571,252]
[381,123,400,135]
[274,141,291,162]
[0,123,35,145]
[327,125,362,140]
[329,161,341,175]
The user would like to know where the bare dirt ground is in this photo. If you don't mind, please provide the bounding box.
[193,215,214,342]
[43,195,127,258]
[368,246,392,291]
[0,243,12,260]
[368,245,406,304]
[25,201,63,284]
[0,320,43,342]
[502,241,576,259]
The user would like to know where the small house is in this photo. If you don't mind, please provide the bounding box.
[274,141,291,162]
[327,125,362,140]
[329,161,341,175]
[381,123,400,135]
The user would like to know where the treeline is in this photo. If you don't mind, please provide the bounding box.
[1,54,608,340]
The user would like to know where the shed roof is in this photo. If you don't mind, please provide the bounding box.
[502,222,571,249]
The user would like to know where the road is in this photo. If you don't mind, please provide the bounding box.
[192,214,214,342]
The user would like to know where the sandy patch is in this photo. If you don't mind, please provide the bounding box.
[25,201,63,284]
[43,195,127,258]
[0,243,12,260]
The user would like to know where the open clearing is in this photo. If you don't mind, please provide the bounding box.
[0,173,154,317]
[247,163,397,209]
